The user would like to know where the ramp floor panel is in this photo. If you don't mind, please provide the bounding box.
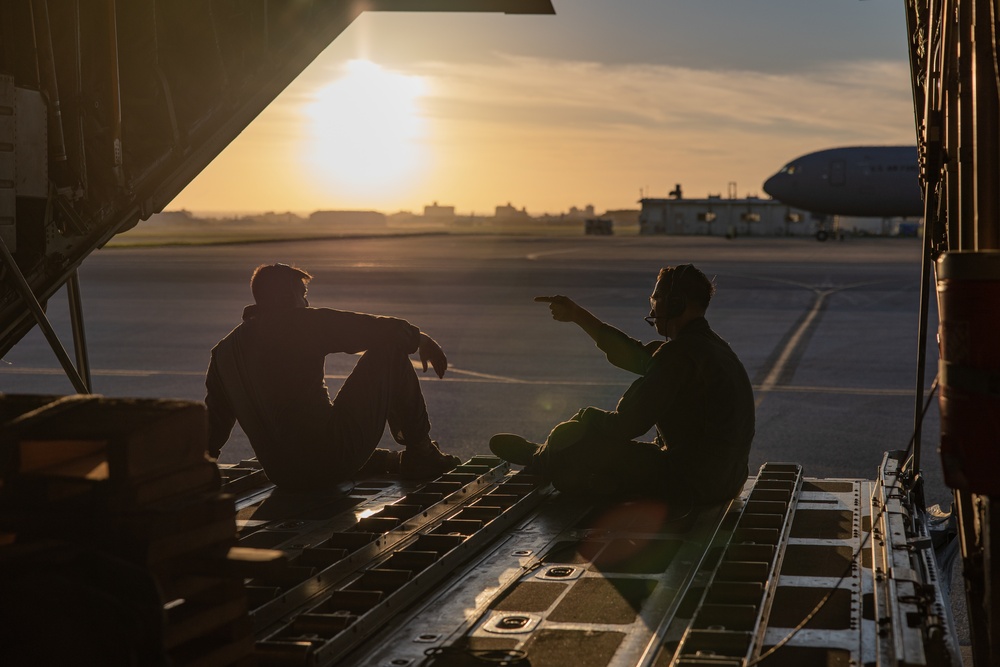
[222,456,959,667]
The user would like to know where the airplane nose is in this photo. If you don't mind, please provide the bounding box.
[763,173,787,200]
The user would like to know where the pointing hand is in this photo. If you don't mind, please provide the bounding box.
[534,295,579,323]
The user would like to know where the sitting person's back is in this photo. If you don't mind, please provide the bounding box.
[205,263,460,490]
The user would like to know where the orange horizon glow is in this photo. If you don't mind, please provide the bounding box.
[168,17,916,218]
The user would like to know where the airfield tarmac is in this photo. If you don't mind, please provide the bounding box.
[0,230,974,660]
[1,232,946,505]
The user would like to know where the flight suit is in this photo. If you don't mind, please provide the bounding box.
[205,304,431,491]
[538,317,756,506]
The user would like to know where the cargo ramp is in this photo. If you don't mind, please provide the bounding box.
[218,454,959,667]
[0,394,961,666]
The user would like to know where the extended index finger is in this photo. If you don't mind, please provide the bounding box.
[534,296,559,303]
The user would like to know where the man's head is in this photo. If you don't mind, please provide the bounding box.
[649,264,715,337]
[251,263,311,308]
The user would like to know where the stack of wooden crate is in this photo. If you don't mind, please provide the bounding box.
[0,394,259,666]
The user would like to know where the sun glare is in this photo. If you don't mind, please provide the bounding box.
[302,60,429,200]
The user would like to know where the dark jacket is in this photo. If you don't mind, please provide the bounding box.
[205,305,419,482]
[576,317,756,504]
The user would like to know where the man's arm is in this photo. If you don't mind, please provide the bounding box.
[313,308,421,354]
[534,295,652,374]
[312,308,448,378]
[204,355,237,459]
[578,347,693,442]
[417,332,448,378]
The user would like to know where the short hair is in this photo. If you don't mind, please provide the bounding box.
[657,264,715,311]
[251,263,312,307]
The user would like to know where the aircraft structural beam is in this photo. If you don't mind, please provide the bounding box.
[66,270,91,392]
[0,235,89,393]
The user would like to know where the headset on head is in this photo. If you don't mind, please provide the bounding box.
[664,264,693,320]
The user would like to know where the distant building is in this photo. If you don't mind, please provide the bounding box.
[309,210,387,226]
[495,203,530,219]
[149,210,198,225]
[250,211,305,224]
[639,197,811,237]
[387,211,418,225]
[566,204,596,219]
[423,202,455,220]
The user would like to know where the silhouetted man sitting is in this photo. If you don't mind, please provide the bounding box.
[205,263,460,491]
[490,264,755,506]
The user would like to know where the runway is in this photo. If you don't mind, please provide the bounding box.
[0,233,946,506]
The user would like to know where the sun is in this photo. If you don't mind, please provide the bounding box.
[302,60,429,200]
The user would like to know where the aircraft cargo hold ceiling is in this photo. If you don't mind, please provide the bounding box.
[0,0,554,362]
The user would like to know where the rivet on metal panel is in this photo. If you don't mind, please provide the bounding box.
[497,616,530,630]
[414,633,441,643]
[512,549,532,557]
[546,566,575,578]
[482,613,540,635]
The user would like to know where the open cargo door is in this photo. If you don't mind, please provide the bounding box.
[0,0,554,370]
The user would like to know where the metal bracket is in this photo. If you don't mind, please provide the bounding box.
[0,235,90,393]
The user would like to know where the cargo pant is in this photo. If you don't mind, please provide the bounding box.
[216,335,431,491]
[328,344,432,473]
[531,417,671,499]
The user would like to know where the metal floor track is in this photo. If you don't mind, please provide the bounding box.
[219,453,960,667]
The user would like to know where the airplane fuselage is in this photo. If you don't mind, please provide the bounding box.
[763,146,922,218]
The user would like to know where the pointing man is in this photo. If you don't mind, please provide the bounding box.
[491,264,755,505]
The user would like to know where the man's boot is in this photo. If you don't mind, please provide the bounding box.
[489,433,542,466]
[401,438,461,479]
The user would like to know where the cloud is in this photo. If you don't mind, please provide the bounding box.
[172,52,918,213]
[409,55,916,207]
[424,55,912,138]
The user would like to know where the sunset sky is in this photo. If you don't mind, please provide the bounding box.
[168,1,916,217]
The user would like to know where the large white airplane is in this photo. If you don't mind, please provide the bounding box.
[762,146,923,218]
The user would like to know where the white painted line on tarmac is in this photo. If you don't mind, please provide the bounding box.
[445,367,528,383]
[762,384,924,397]
[754,288,831,409]
[744,278,895,408]
[0,365,929,396]
[758,289,831,396]
[524,248,582,261]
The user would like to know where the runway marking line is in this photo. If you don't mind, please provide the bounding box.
[0,365,930,397]
[757,289,830,396]
[524,247,582,261]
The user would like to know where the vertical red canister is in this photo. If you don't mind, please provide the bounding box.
[937,251,1000,493]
